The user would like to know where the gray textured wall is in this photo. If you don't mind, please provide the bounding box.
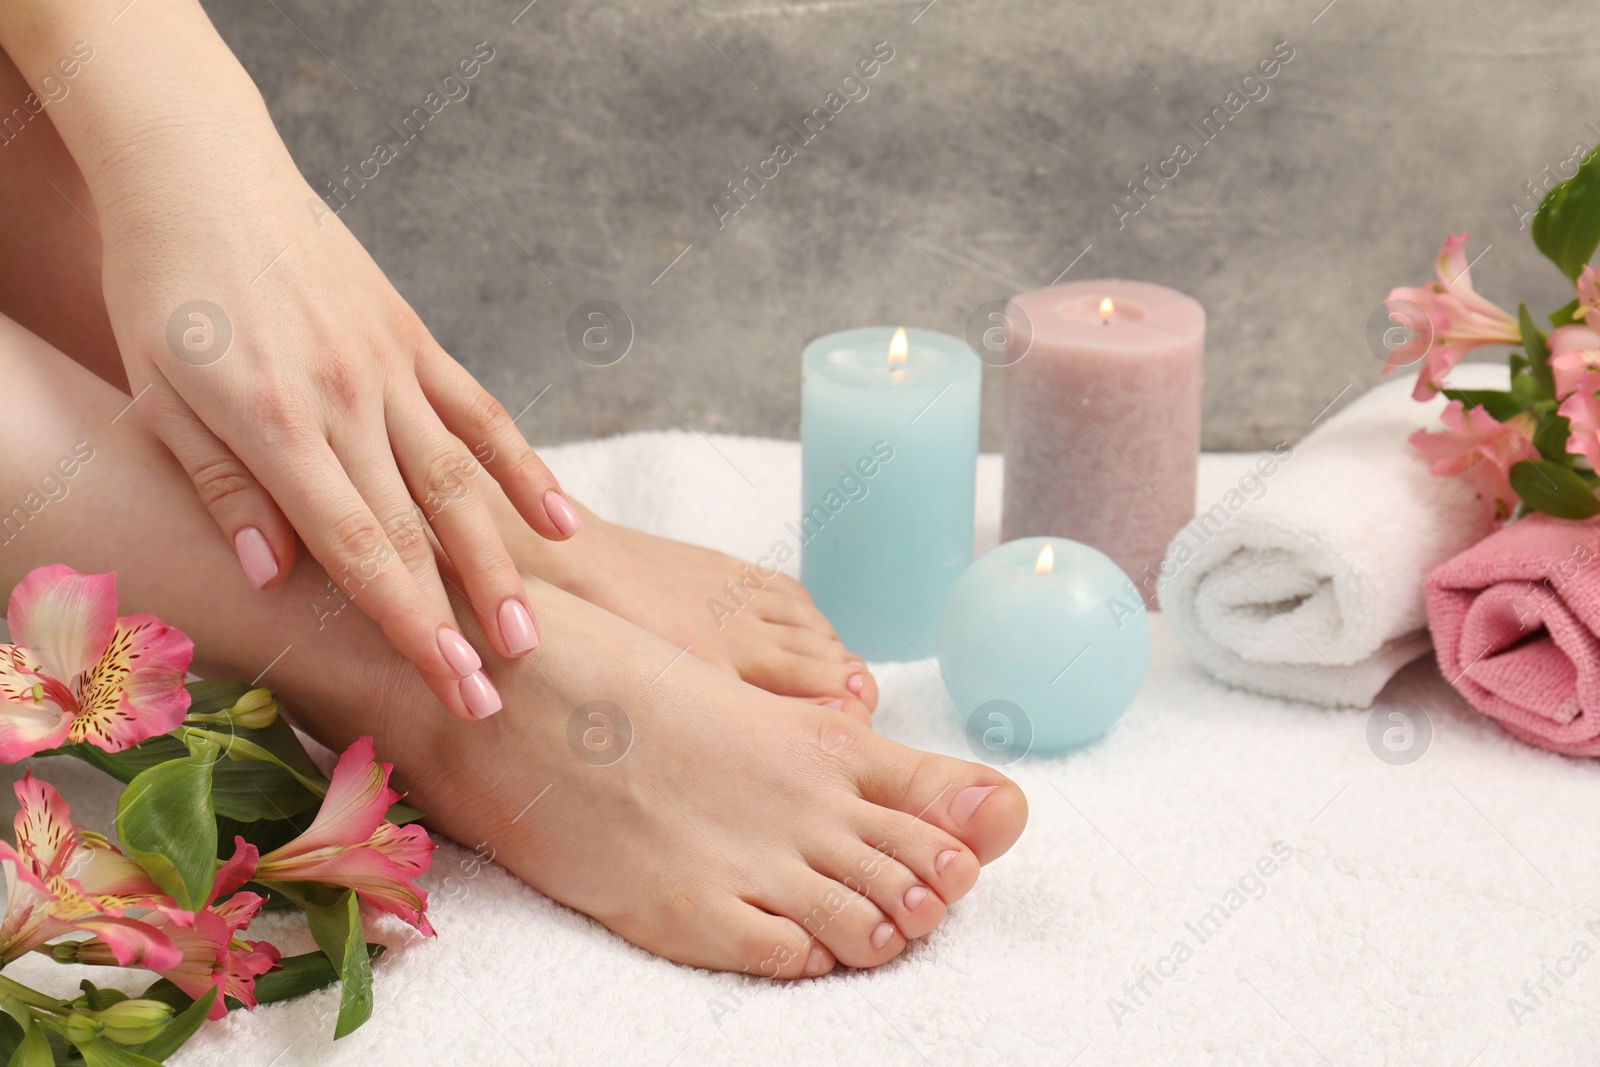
[212,0,1600,451]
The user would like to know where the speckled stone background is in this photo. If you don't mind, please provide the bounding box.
[210,0,1600,450]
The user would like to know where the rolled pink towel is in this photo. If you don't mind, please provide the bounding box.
[1426,514,1600,756]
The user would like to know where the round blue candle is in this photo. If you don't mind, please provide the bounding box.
[938,536,1149,756]
[800,327,981,661]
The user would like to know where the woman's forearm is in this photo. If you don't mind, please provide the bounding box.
[0,0,296,222]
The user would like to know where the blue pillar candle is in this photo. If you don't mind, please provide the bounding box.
[800,327,981,661]
[938,537,1149,757]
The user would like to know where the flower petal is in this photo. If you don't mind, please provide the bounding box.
[7,566,116,693]
[0,698,71,764]
[210,837,260,905]
[68,615,192,752]
[366,822,434,876]
[71,914,182,972]
[13,773,76,876]
[270,736,396,857]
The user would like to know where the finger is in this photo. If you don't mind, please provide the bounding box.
[141,382,296,590]
[252,427,498,720]
[415,346,580,541]
[390,390,539,658]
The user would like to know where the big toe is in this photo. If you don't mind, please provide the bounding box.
[855,737,1027,865]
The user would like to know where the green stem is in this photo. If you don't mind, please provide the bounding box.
[0,973,68,1014]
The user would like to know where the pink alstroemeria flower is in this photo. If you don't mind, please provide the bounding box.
[1385,233,1522,399]
[1549,324,1600,400]
[1576,264,1600,321]
[77,839,280,1019]
[0,774,181,969]
[0,565,192,761]
[255,737,436,936]
[1410,401,1539,525]
[1559,388,1600,469]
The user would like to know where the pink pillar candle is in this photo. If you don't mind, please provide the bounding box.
[1000,280,1204,607]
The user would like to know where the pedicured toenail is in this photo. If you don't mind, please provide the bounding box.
[904,885,928,910]
[847,673,865,694]
[935,849,960,873]
[870,922,895,949]
[847,657,864,668]
[822,698,844,710]
[950,785,998,825]
[805,947,829,975]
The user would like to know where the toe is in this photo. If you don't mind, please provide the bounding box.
[713,900,836,979]
[853,737,1028,866]
[806,695,872,726]
[748,645,875,709]
[851,801,980,908]
[764,866,907,969]
[809,836,947,941]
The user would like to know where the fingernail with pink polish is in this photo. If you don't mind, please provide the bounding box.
[438,628,482,677]
[498,599,539,654]
[870,922,895,949]
[950,785,998,825]
[234,527,278,590]
[544,490,584,537]
[460,671,502,719]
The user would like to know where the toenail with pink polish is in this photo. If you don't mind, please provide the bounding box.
[805,946,828,974]
[949,784,998,824]
[846,673,865,694]
[847,657,864,668]
[935,849,960,873]
[904,885,928,910]
[822,698,844,709]
[870,922,895,949]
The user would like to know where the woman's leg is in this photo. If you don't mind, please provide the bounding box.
[0,313,1026,975]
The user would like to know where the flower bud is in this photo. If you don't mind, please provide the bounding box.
[66,999,175,1046]
[225,687,279,729]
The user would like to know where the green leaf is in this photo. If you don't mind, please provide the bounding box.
[1520,303,1555,397]
[115,751,217,912]
[305,891,374,1039]
[125,990,214,1063]
[1510,460,1600,518]
[69,1038,164,1067]
[6,1022,49,1067]
[1533,412,1575,465]
[0,1017,19,1065]
[1440,388,1521,421]
[1533,144,1600,279]
[385,802,424,827]
[183,679,254,718]
[1551,297,1582,329]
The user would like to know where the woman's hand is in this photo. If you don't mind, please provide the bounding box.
[0,0,579,720]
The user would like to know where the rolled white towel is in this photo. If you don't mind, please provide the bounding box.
[1160,363,1507,707]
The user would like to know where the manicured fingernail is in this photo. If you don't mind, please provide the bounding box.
[846,673,865,694]
[950,785,998,825]
[904,885,928,910]
[498,599,539,654]
[805,946,828,975]
[544,490,584,537]
[438,628,482,677]
[936,849,960,873]
[870,922,895,949]
[234,527,278,589]
[460,671,501,718]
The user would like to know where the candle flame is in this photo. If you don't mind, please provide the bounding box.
[1035,544,1055,574]
[887,327,909,367]
[1099,297,1115,320]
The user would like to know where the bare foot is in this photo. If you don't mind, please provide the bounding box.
[488,489,880,722]
[380,577,1025,975]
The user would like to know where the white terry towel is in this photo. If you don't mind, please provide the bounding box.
[1160,363,1508,707]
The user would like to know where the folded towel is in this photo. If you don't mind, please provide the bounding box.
[1161,364,1505,707]
[1426,513,1600,755]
